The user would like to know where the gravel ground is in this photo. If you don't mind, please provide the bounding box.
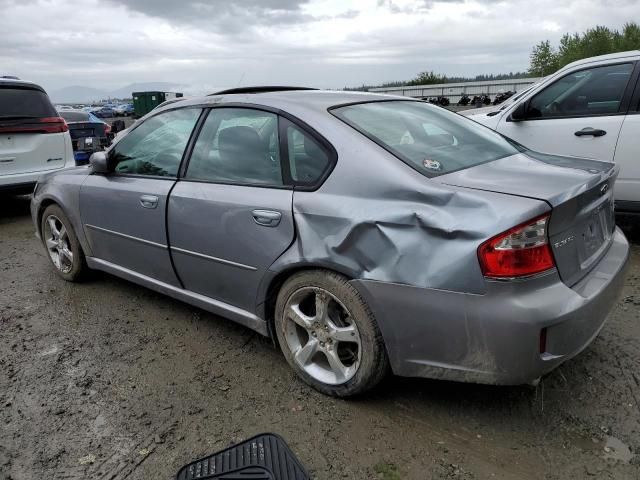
[1,195,639,480]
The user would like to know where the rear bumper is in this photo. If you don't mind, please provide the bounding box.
[352,227,630,385]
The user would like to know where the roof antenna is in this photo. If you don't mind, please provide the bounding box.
[236,72,245,87]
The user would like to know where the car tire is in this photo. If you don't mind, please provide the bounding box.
[40,204,88,282]
[275,270,389,397]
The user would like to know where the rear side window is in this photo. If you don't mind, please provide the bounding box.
[283,119,331,185]
[110,108,201,177]
[527,63,633,118]
[332,100,519,176]
[0,86,57,118]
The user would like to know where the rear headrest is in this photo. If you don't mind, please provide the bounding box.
[218,126,263,155]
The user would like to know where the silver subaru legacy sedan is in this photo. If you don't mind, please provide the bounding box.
[31,88,630,397]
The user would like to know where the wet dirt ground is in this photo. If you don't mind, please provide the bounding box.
[1,195,639,480]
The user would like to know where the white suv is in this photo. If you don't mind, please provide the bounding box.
[0,77,75,195]
[461,51,640,214]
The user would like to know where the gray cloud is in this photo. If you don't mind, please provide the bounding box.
[106,0,314,32]
[1,0,638,96]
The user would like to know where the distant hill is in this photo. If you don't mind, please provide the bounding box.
[50,85,109,104]
[50,82,186,103]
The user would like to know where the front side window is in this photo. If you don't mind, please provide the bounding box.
[110,108,201,177]
[186,108,283,186]
[527,63,633,118]
[332,100,519,176]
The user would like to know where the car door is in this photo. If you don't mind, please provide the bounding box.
[613,80,640,208]
[497,62,637,161]
[80,107,202,286]
[167,107,297,313]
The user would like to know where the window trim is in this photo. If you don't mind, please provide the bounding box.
[279,116,336,190]
[508,61,638,122]
[102,106,206,180]
[178,103,337,191]
[626,61,640,114]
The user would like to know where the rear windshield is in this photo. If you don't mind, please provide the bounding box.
[0,86,57,118]
[331,100,519,176]
[60,111,90,122]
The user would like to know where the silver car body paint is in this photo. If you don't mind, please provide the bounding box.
[32,90,630,385]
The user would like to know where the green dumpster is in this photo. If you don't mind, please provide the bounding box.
[132,91,183,118]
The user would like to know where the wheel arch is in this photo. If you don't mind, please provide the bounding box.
[259,262,357,343]
[36,197,62,238]
[36,193,92,257]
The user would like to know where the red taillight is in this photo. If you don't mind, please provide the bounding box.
[478,214,555,278]
[0,116,68,134]
[38,117,68,133]
[104,123,111,135]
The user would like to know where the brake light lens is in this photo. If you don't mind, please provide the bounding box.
[104,123,111,135]
[0,116,68,134]
[478,214,555,278]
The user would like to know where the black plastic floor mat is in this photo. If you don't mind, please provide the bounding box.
[176,433,310,480]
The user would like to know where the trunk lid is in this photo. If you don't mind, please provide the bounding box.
[437,151,618,286]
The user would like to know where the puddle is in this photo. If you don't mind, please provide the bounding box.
[603,436,633,464]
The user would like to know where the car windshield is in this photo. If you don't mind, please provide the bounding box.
[60,111,90,122]
[332,100,519,176]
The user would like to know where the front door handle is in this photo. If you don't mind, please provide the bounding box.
[575,127,607,137]
[140,194,159,209]
[252,209,282,227]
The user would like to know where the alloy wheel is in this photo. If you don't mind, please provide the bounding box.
[283,287,361,385]
[44,215,74,274]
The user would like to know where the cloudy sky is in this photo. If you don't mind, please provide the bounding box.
[1,0,637,94]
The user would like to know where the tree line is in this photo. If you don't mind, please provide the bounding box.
[529,22,640,76]
[347,22,640,91]
[345,71,529,91]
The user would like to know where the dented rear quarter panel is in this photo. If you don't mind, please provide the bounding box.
[259,100,550,298]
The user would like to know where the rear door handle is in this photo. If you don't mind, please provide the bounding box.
[575,127,607,137]
[252,209,282,227]
[140,194,159,209]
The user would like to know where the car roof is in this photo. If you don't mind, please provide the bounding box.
[561,50,640,70]
[0,77,45,91]
[164,89,407,115]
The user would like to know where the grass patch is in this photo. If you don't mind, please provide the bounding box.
[374,462,402,480]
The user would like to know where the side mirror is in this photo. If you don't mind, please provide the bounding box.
[89,151,110,174]
[509,102,527,122]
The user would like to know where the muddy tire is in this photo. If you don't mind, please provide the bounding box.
[40,204,88,282]
[275,270,389,397]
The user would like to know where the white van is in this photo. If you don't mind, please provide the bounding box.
[461,51,640,214]
[0,78,75,194]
